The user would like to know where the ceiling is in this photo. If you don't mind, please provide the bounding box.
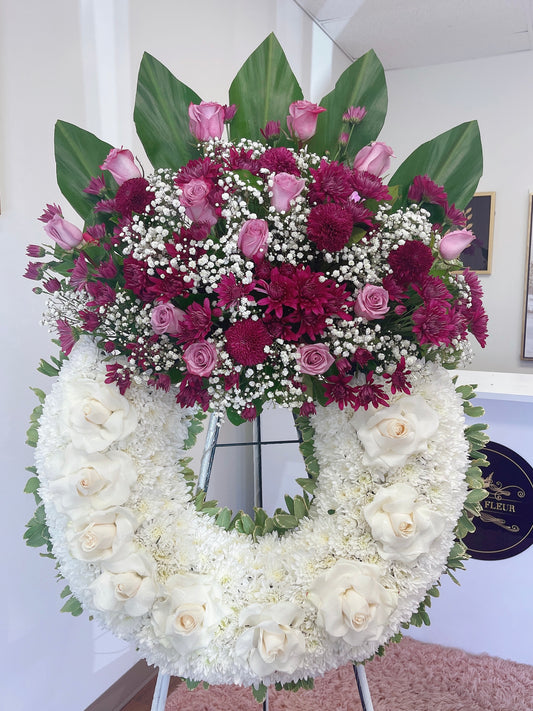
[293,0,533,69]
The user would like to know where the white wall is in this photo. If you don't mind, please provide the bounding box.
[0,1,347,709]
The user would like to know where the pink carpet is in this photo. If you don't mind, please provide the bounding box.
[165,637,533,710]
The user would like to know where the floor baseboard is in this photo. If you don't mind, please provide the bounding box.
[85,659,157,711]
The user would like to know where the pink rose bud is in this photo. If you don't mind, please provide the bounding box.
[270,172,306,212]
[297,343,335,375]
[151,302,186,335]
[260,120,281,140]
[353,141,394,177]
[188,101,225,141]
[183,341,218,377]
[439,229,475,260]
[339,132,350,145]
[354,284,390,320]
[224,104,238,122]
[287,100,326,142]
[100,148,141,186]
[43,213,84,250]
[180,178,218,227]
[237,219,269,259]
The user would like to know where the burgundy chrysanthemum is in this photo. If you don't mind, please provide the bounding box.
[176,374,210,411]
[463,302,488,347]
[43,278,61,293]
[388,241,434,286]
[407,175,448,207]
[259,147,299,176]
[414,275,452,303]
[345,201,374,228]
[79,309,100,332]
[256,268,299,317]
[412,301,456,346]
[299,401,316,417]
[215,273,255,308]
[308,159,353,204]
[350,171,391,202]
[177,299,216,345]
[174,157,220,186]
[307,203,354,252]
[69,253,89,291]
[353,371,389,410]
[382,274,407,302]
[83,174,106,196]
[86,281,116,306]
[148,373,171,392]
[105,363,131,395]
[462,268,484,306]
[123,256,153,302]
[323,374,359,410]
[114,177,154,217]
[241,404,257,421]
[224,146,260,174]
[353,347,374,367]
[57,318,76,355]
[84,223,106,243]
[23,262,43,280]
[225,319,273,366]
[445,203,468,228]
[383,357,411,395]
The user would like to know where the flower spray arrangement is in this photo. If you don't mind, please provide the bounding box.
[24,35,489,697]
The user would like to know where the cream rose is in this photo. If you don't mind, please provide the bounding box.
[364,483,446,563]
[353,394,439,476]
[67,508,137,562]
[152,573,225,653]
[49,446,136,516]
[235,602,305,678]
[62,379,137,453]
[309,560,397,646]
[90,552,157,616]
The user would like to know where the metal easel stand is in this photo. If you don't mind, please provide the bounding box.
[151,412,375,711]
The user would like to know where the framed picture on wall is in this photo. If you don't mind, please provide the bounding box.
[521,195,533,360]
[461,192,495,274]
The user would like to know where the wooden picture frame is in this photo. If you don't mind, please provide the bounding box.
[521,194,533,360]
[461,192,495,274]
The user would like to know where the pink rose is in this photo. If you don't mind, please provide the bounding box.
[180,178,218,227]
[353,142,394,177]
[237,219,269,259]
[188,101,225,141]
[354,284,390,320]
[151,303,186,335]
[183,341,218,377]
[297,343,335,375]
[271,173,306,212]
[43,214,83,250]
[100,148,141,186]
[287,100,326,141]
[439,229,475,260]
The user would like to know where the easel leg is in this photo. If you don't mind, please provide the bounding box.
[150,671,170,711]
[353,664,375,711]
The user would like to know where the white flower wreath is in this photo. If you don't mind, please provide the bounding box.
[36,337,469,687]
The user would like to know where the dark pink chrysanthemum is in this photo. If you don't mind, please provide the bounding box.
[26,244,45,257]
[176,375,210,411]
[414,275,452,303]
[260,121,281,140]
[308,159,353,204]
[174,157,220,187]
[350,171,391,202]
[324,374,359,410]
[241,404,257,421]
[114,178,154,217]
[407,175,448,207]
[388,241,434,286]
[224,146,260,174]
[44,278,61,293]
[23,262,43,280]
[287,310,329,340]
[299,401,317,417]
[259,147,299,176]
[177,299,217,345]
[463,302,488,347]
[412,301,456,346]
[123,256,154,302]
[353,371,389,410]
[148,373,171,392]
[343,106,367,123]
[79,309,100,332]
[382,274,407,302]
[86,281,116,306]
[353,347,374,367]
[96,258,118,280]
[383,357,411,395]
[215,273,255,308]
[83,174,106,195]
[105,363,132,395]
[225,318,273,366]
[307,203,354,252]
[94,198,117,213]
[445,203,468,228]
[69,253,89,291]
[38,203,62,223]
[57,319,76,355]
[462,268,484,306]
[84,223,106,243]
[256,268,299,317]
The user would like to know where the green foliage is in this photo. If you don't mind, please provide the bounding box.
[229,34,303,144]
[308,49,387,162]
[274,677,314,693]
[55,120,114,221]
[251,682,268,703]
[134,52,203,170]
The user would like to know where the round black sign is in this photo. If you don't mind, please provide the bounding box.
[464,441,533,561]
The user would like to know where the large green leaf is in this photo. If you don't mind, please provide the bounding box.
[228,33,303,143]
[389,121,483,209]
[308,49,387,162]
[134,52,202,170]
[54,120,113,221]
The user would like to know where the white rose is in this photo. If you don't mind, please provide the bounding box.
[49,446,136,517]
[235,602,305,678]
[62,379,137,453]
[364,483,446,563]
[309,560,397,646]
[67,507,137,562]
[152,573,225,653]
[353,394,439,476]
[90,552,157,616]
